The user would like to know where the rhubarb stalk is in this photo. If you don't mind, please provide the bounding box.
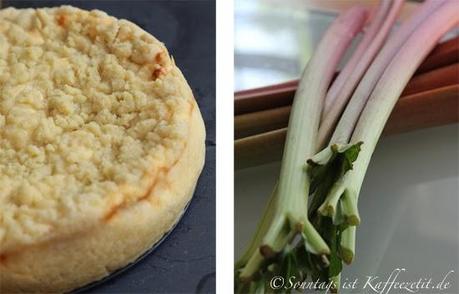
[338,0,459,259]
[318,0,404,148]
[313,0,449,226]
[307,0,456,288]
[260,6,368,256]
[329,0,447,145]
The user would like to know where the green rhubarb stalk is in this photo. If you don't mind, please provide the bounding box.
[259,6,369,256]
[236,187,278,271]
[309,0,404,241]
[339,0,459,260]
[340,225,356,265]
[235,6,369,290]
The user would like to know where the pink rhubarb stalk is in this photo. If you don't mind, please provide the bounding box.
[340,0,459,261]
[329,0,448,145]
[318,0,404,148]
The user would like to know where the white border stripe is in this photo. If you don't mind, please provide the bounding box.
[216,0,235,292]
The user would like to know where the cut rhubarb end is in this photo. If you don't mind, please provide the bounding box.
[341,248,354,265]
[259,245,277,259]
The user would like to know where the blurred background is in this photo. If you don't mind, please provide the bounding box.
[234,0,421,91]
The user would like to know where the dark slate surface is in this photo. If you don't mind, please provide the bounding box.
[3,1,216,293]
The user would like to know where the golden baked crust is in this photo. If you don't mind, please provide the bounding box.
[0,5,206,293]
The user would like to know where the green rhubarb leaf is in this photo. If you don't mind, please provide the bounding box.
[308,142,363,186]
[307,142,362,217]
[295,244,312,279]
[305,143,362,289]
[278,248,299,293]
[339,142,363,175]
[328,225,343,277]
